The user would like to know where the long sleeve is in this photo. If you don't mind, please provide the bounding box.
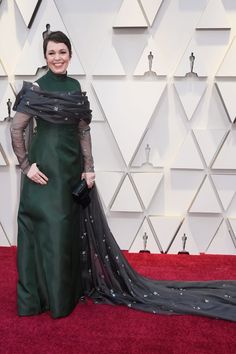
[78,119,94,172]
[10,111,32,175]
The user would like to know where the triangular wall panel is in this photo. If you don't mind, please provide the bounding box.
[131,172,163,209]
[215,81,236,123]
[174,38,208,77]
[174,30,229,78]
[174,78,207,120]
[212,131,236,169]
[228,218,236,240]
[131,140,164,168]
[92,44,126,76]
[0,144,8,166]
[0,223,10,246]
[171,133,204,170]
[85,84,105,122]
[0,82,16,121]
[0,60,7,76]
[133,37,167,76]
[93,80,166,165]
[168,219,200,255]
[164,171,205,215]
[91,122,125,171]
[211,174,236,210]
[0,122,19,166]
[95,172,124,208]
[15,0,41,28]
[189,176,222,213]
[149,216,183,252]
[131,93,167,168]
[217,37,236,77]
[154,173,207,216]
[111,174,142,212]
[113,0,148,28]
[139,0,163,26]
[14,1,85,75]
[193,129,227,167]
[129,218,160,253]
[196,0,230,30]
[187,215,223,253]
[206,221,236,255]
[107,215,143,250]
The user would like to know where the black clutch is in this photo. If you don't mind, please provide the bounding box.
[72,179,91,208]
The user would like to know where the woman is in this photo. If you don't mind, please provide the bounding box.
[11,31,94,318]
[12,31,236,321]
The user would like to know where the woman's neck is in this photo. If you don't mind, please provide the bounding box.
[46,68,68,81]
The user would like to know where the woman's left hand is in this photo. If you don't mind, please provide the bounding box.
[81,172,95,189]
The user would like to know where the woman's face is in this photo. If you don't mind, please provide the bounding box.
[45,41,71,74]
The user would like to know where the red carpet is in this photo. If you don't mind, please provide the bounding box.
[0,247,235,354]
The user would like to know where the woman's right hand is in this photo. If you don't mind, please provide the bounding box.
[27,163,49,185]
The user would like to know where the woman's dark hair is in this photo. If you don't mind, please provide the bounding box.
[43,31,72,58]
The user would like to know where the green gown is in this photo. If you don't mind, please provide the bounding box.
[12,70,236,322]
[17,70,84,318]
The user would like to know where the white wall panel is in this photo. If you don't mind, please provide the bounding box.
[189,176,222,213]
[168,219,200,255]
[165,171,205,215]
[193,129,227,166]
[96,171,124,208]
[131,172,163,209]
[174,78,207,121]
[113,0,147,28]
[171,133,204,170]
[0,223,10,246]
[84,84,105,122]
[175,31,230,77]
[129,217,160,253]
[187,215,223,253]
[107,214,143,250]
[206,221,236,255]
[93,80,166,165]
[215,81,236,122]
[111,174,142,212]
[91,122,125,171]
[212,131,236,169]
[0,144,8,165]
[196,0,230,30]
[217,36,236,76]
[0,61,6,76]
[228,218,236,239]
[92,43,125,76]
[149,216,183,253]
[15,0,40,27]
[0,122,19,166]
[211,174,236,210]
[152,0,208,75]
[133,37,167,76]
[0,81,16,121]
[139,0,163,27]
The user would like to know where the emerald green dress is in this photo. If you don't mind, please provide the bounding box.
[17,70,84,318]
[12,70,236,322]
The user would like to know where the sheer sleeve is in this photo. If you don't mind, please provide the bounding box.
[78,119,94,172]
[10,111,32,175]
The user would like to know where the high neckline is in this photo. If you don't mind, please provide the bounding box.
[46,69,68,81]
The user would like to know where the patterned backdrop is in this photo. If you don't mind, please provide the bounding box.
[0,0,236,255]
